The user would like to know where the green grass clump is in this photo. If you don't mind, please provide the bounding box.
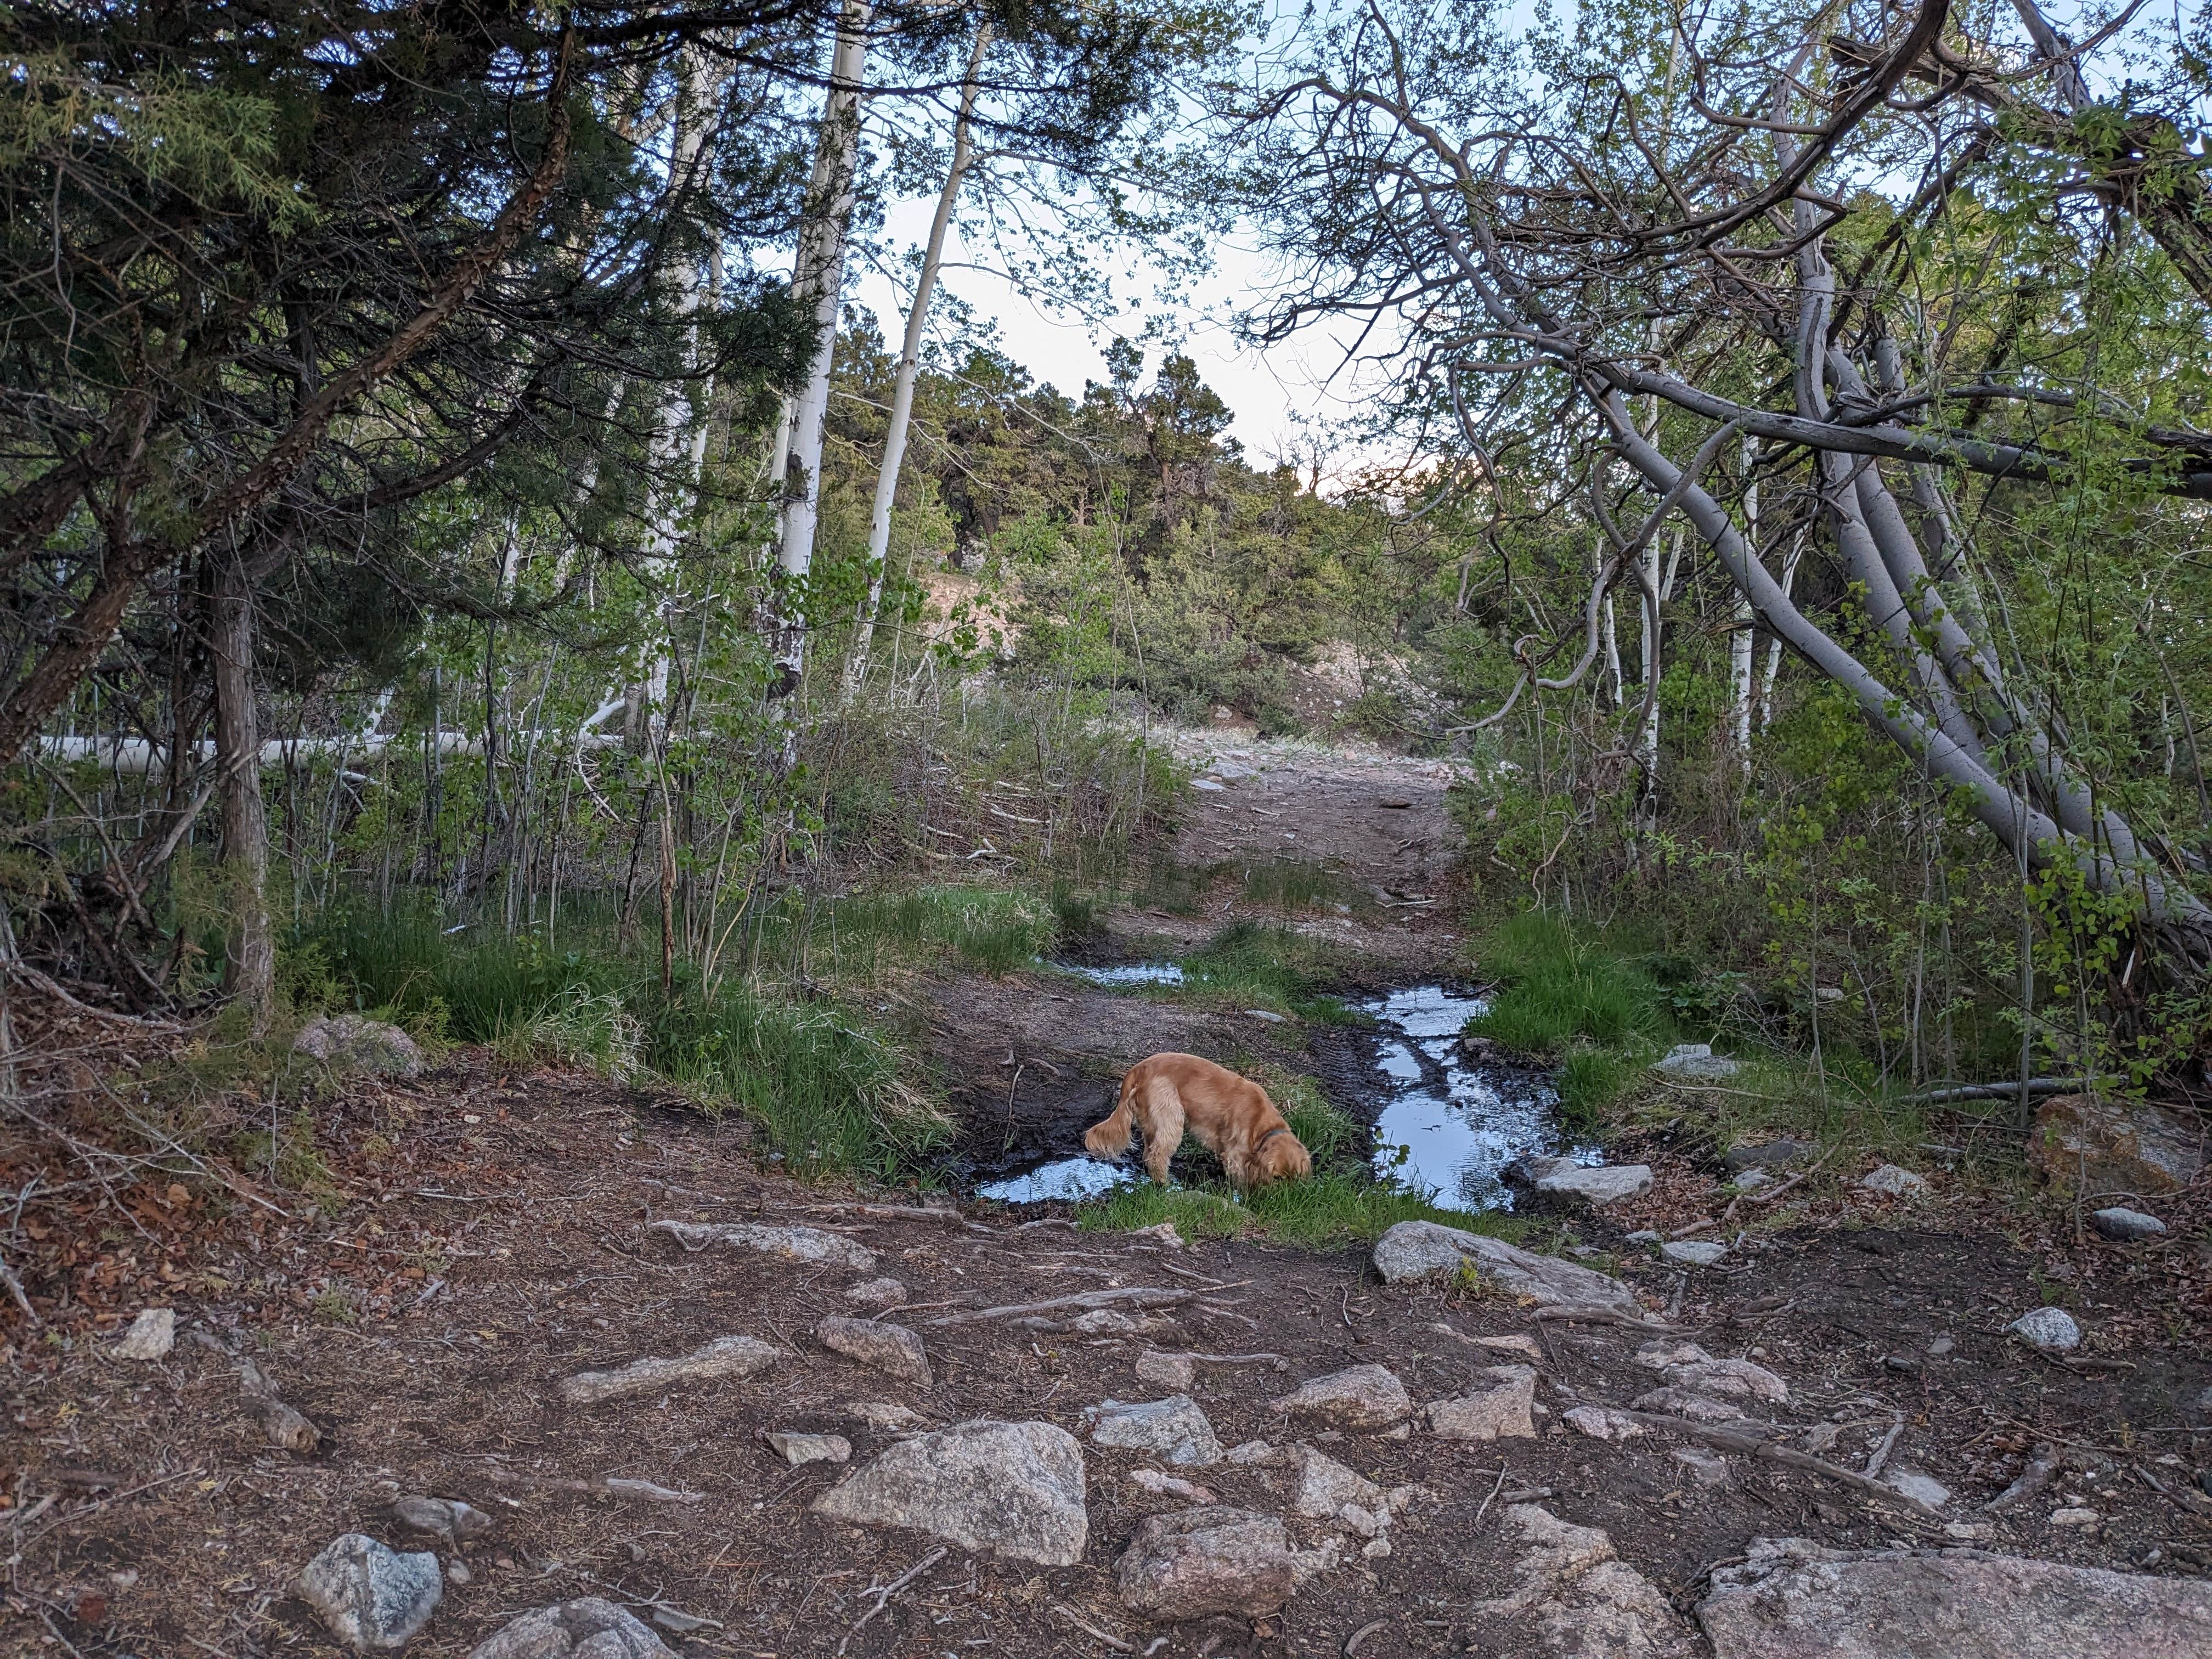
[758,883,1056,981]
[307,901,610,1041]
[641,979,950,1180]
[1468,911,1669,1055]
[1081,1173,1514,1248]
[1237,858,1358,915]
[1170,921,1358,1022]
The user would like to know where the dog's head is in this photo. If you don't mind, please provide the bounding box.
[1254,1126,1313,1184]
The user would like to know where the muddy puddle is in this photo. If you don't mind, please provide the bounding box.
[973,975,1587,1212]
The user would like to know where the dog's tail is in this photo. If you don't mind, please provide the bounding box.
[1084,1069,1141,1157]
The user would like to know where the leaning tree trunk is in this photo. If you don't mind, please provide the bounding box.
[843,20,988,699]
[211,555,274,1034]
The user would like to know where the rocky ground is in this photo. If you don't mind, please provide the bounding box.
[7,1049,2212,1658]
[7,730,2212,1657]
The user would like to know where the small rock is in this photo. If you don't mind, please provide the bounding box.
[1190,777,1227,792]
[1624,1229,1662,1245]
[2090,1207,2167,1242]
[444,1558,471,1586]
[1725,1137,1813,1171]
[1667,1358,1787,1404]
[1115,1507,1305,1622]
[2006,1307,2081,1352]
[558,1335,778,1406]
[390,1496,492,1545]
[1426,1366,1537,1442]
[1634,1339,1713,1370]
[811,1419,1088,1566]
[1244,1009,1289,1024]
[765,1431,851,1466]
[1943,1521,1990,1541]
[1564,1406,1646,1443]
[297,1533,442,1654]
[294,1013,425,1078]
[1528,1158,1655,1209]
[650,1218,877,1272]
[1127,1222,1186,1249]
[844,1401,924,1432]
[1283,1446,1383,1519]
[844,1277,907,1308]
[1270,1364,1414,1431]
[1927,1335,1955,1357]
[1859,1164,1928,1199]
[1732,1169,1775,1194]
[1128,1468,1216,1503]
[1087,1396,1224,1467]
[2050,1505,2100,1527]
[1226,1440,1275,1464]
[1472,1333,1543,1360]
[1630,1387,1745,1422]
[1067,1308,1169,1335]
[816,1317,932,1386]
[111,1307,174,1362]
[1884,1469,1950,1509]
[1672,1447,1731,1487]
[1136,1350,1196,1391]
[1372,1222,1646,1317]
[466,1597,672,1658]
[1656,1043,1740,1079]
[1362,1536,1392,1559]
[1660,1240,1728,1267]
[255,1397,322,1454]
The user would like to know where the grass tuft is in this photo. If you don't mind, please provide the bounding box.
[1169,921,1359,1022]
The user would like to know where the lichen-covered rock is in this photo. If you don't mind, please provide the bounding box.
[812,1419,1088,1566]
[465,1597,672,1658]
[1859,1164,1928,1199]
[2029,1094,2205,1198]
[294,1014,425,1079]
[1268,1364,1413,1431]
[1135,1350,1196,1391]
[815,1317,932,1386]
[1373,1222,1646,1317]
[1086,1396,1223,1467]
[766,1431,851,1466]
[1470,1506,1701,1657]
[1564,1406,1647,1443]
[297,1533,442,1653]
[1115,1508,1304,1622]
[1282,1445,1384,1519]
[557,1335,778,1406]
[1697,1538,2212,1658]
[1426,1365,1537,1442]
[111,1307,174,1361]
[1665,1358,1787,1404]
[650,1219,877,1272]
[2005,1307,2081,1351]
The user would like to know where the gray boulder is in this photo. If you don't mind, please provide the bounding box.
[1660,1240,1727,1267]
[2091,1206,2168,1241]
[1372,1222,1646,1317]
[297,1533,442,1653]
[650,1219,878,1272]
[1086,1395,1223,1467]
[1425,1365,1537,1442]
[1530,1158,1654,1209]
[1115,1507,1304,1622]
[465,1598,672,1658]
[1268,1364,1413,1431]
[1470,1505,1701,1657]
[1697,1538,2212,1658]
[1656,1043,1740,1080]
[294,1014,425,1079]
[812,1419,1088,1566]
[2006,1306,2081,1351]
[816,1317,932,1386]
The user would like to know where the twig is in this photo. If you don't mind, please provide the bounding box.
[0,1243,38,1323]
[1621,1412,1943,1521]
[1470,1463,1511,1532]
[847,1544,947,1643]
[1345,1616,1392,1656]
[1863,1415,1904,1480]
[1050,1604,1134,1652]
[1744,1146,1838,1206]
[1983,1443,2061,1513]
[1531,1305,1676,1332]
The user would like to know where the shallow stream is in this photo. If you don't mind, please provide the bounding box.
[974,974,1588,1211]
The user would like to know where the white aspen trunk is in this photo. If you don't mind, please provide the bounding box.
[1601,588,1623,707]
[640,48,727,719]
[771,0,872,698]
[844,22,989,698]
[1758,529,1805,731]
[1730,432,1757,765]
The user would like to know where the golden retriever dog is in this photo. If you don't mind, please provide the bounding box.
[1085,1052,1313,1190]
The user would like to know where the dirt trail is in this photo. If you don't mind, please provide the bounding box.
[9,732,2212,1656]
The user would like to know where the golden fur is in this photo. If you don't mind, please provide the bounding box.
[1084,1052,1313,1190]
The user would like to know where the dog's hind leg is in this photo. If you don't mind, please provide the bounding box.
[1084,1075,1137,1158]
[1140,1075,1184,1185]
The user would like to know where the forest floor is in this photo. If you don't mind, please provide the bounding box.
[7,726,2212,1658]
